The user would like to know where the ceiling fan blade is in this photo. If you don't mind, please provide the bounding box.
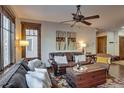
[71,21,77,27]
[84,15,100,20]
[81,21,92,25]
[60,20,74,23]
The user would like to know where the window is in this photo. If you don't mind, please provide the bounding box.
[26,29,38,58]
[3,15,11,67]
[21,22,41,60]
[0,6,15,70]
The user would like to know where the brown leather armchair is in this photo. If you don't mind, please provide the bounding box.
[95,53,112,74]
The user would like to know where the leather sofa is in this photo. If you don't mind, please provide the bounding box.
[49,52,92,76]
[0,59,30,88]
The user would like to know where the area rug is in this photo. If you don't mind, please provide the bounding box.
[50,73,124,88]
[113,60,124,66]
[97,78,124,88]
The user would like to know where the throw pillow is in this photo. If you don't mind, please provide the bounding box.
[96,57,111,64]
[25,74,46,88]
[74,55,86,63]
[28,59,43,71]
[54,56,68,65]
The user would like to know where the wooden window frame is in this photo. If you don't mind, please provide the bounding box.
[0,6,15,70]
[21,22,41,60]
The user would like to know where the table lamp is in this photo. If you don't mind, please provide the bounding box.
[80,42,87,54]
[19,40,29,47]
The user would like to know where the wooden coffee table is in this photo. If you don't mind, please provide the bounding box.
[66,63,107,88]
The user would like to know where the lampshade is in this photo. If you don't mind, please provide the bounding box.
[19,40,29,46]
[80,43,87,48]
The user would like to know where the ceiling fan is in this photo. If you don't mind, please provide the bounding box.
[60,5,100,27]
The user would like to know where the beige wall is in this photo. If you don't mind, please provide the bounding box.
[15,18,22,62]
[41,21,96,66]
[15,19,97,67]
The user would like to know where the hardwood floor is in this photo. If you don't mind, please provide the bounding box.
[109,61,124,79]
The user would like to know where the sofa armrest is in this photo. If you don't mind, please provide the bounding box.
[48,59,58,66]
[48,59,58,73]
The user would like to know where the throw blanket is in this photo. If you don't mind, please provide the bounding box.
[34,68,52,87]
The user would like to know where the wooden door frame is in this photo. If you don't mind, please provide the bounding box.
[119,36,124,59]
[96,36,107,54]
[21,22,41,60]
[0,13,4,70]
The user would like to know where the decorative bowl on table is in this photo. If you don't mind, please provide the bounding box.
[73,65,88,72]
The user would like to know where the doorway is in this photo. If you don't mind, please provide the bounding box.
[119,36,124,59]
[97,36,107,54]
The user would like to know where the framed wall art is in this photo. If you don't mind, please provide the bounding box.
[56,31,77,51]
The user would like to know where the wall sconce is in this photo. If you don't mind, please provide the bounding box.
[19,40,29,47]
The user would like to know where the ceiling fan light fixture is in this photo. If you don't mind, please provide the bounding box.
[60,5,100,27]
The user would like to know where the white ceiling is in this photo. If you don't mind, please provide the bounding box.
[11,5,124,30]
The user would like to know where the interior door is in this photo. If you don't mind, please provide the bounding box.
[97,36,107,54]
[119,36,124,59]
